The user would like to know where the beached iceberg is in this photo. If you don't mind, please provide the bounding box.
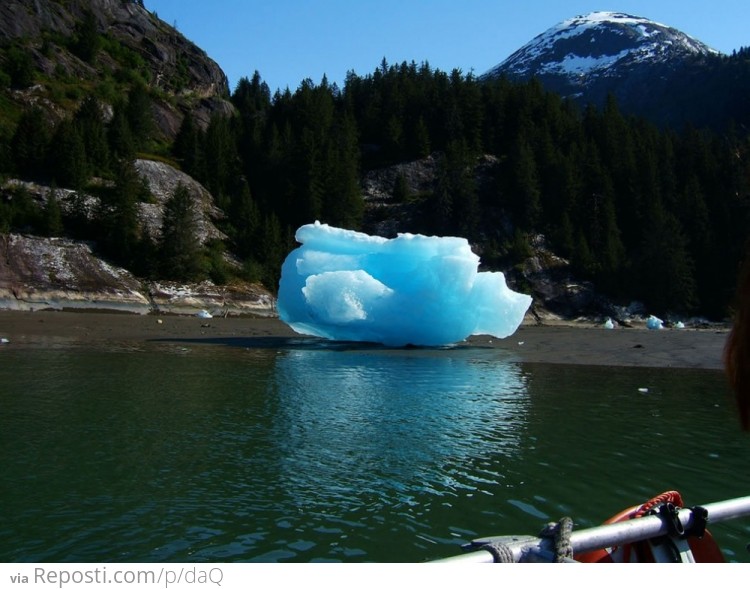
[277,222,532,346]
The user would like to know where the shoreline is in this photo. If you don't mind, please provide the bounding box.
[471,322,729,371]
[0,308,730,371]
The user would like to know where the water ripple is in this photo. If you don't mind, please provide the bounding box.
[1,346,748,562]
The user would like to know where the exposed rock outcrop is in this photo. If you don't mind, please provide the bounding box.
[0,233,151,313]
[133,159,226,244]
[148,281,275,317]
[517,234,606,322]
[0,234,276,316]
[5,158,227,245]
[361,155,441,237]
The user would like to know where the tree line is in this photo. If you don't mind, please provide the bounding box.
[1,58,749,318]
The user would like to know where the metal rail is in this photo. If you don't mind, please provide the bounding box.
[432,496,750,563]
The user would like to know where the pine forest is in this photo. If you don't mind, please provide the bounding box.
[2,53,750,320]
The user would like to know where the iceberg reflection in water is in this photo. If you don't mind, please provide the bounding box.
[268,346,530,511]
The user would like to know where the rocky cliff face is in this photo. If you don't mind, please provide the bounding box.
[0,159,276,316]
[0,0,234,137]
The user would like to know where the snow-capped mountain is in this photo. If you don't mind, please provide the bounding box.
[485,12,718,81]
[481,11,723,117]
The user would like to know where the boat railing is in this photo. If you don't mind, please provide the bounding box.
[432,496,750,563]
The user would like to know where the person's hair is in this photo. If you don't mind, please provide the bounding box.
[724,248,750,431]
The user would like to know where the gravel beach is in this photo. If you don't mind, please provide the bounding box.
[0,309,730,371]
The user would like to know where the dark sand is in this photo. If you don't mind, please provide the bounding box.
[0,309,730,371]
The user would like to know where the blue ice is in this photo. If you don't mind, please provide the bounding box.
[277,222,532,346]
[646,315,664,330]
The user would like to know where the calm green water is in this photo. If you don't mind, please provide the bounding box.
[1,337,749,562]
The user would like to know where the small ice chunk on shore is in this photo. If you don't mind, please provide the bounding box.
[646,315,664,330]
[196,309,213,319]
[277,222,532,346]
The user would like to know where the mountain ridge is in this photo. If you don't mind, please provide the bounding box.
[480,11,736,130]
[484,11,720,81]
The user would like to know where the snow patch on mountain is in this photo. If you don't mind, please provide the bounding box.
[483,11,720,80]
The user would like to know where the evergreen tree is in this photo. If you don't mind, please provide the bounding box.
[558,212,576,259]
[6,46,34,89]
[173,112,204,179]
[0,128,12,176]
[452,69,483,152]
[203,114,239,210]
[295,125,326,224]
[7,185,41,233]
[228,180,261,258]
[393,172,410,202]
[232,72,272,113]
[44,185,64,237]
[74,96,109,173]
[125,84,154,151]
[323,112,363,228]
[637,204,698,314]
[509,134,542,230]
[72,10,101,63]
[385,115,404,160]
[98,160,142,266]
[12,108,51,180]
[444,140,479,238]
[572,231,595,277]
[259,212,287,289]
[108,106,135,161]
[66,189,92,239]
[410,115,431,158]
[430,156,453,234]
[159,182,204,281]
[597,192,627,291]
[48,119,88,189]
[279,78,337,226]
[0,200,9,234]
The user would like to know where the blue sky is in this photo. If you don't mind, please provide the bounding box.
[144,0,750,94]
